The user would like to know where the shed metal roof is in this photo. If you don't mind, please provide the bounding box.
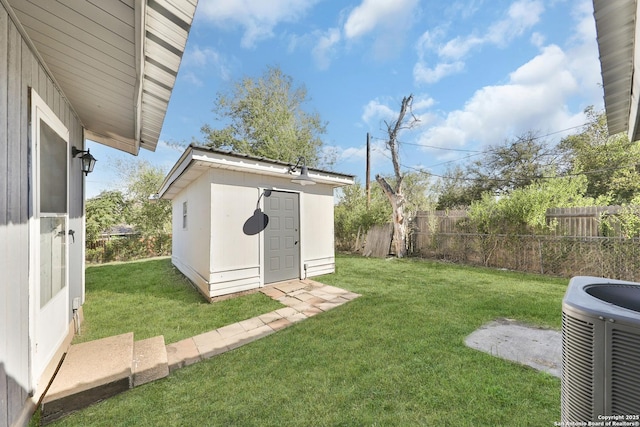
[158,145,355,200]
[6,0,197,154]
[593,0,640,141]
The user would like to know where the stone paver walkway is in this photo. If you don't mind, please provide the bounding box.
[165,279,360,371]
[41,279,360,424]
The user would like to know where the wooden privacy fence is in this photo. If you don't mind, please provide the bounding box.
[413,206,627,238]
[546,206,624,237]
[362,223,394,258]
[410,207,640,281]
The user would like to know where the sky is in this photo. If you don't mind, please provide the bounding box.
[85,0,604,198]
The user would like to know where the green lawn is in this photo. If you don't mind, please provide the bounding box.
[56,254,566,426]
[75,257,284,345]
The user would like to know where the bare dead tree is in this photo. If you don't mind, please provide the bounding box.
[375,94,420,258]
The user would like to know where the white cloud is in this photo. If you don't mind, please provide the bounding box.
[438,36,483,60]
[565,0,601,101]
[414,0,544,84]
[417,42,591,156]
[413,61,464,85]
[312,28,342,69]
[412,94,436,111]
[486,0,544,46]
[343,0,418,39]
[301,0,420,69]
[415,29,445,56]
[335,139,389,169]
[198,0,321,48]
[181,71,204,87]
[342,0,420,60]
[361,95,436,138]
[362,99,397,125]
[530,32,545,48]
[181,45,232,83]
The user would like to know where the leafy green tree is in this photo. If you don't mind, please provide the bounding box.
[334,180,390,250]
[436,132,558,209]
[200,65,328,166]
[558,107,640,203]
[113,159,172,237]
[334,172,434,251]
[467,175,605,235]
[85,190,125,244]
[468,131,557,194]
[435,165,482,209]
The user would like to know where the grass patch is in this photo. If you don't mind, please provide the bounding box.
[74,257,284,344]
[57,254,566,426]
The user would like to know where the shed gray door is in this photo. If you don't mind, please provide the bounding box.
[264,191,300,284]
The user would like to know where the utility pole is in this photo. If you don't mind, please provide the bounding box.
[366,132,371,209]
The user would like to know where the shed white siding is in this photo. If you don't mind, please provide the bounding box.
[1,2,84,424]
[209,170,262,295]
[160,147,354,300]
[171,170,212,297]
[300,184,336,277]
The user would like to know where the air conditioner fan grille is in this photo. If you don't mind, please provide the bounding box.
[610,328,640,414]
[561,312,595,422]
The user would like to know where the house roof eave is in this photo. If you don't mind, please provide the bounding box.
[5,0,198,155]
[593,0,640,141]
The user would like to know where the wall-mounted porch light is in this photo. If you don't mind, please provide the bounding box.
[71,146,97,176]
[289,157,316,186]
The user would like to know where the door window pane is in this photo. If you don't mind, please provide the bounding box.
[39,118,67,307]
[40,120,67,214]
[40,216,66,307]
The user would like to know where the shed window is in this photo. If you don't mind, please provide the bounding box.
[182,201,188,229]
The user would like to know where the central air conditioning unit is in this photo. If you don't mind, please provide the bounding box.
[562,276,640,423]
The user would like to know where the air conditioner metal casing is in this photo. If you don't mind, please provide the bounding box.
[562,276,640,422]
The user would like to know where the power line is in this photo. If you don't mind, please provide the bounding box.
[369,122,590,155]
[372,146,640,184]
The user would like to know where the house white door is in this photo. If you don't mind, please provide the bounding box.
[31,90,70,387]
[264,191,300,284]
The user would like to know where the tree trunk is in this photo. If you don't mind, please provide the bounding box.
[376,94,417,258]
[376,175,406,257]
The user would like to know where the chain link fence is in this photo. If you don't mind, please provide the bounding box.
[410,232,640,281]
[86,233,172,263]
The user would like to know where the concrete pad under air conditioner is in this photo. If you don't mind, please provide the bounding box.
[464,318,562,378]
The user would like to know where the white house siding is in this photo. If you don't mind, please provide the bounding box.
[1,3,84,425]
[171,170,213,298]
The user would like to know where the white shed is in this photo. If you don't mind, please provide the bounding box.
[158,145,354,299]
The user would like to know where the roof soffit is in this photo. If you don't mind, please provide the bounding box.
[6,0,197,155]
[593,0,637,139]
